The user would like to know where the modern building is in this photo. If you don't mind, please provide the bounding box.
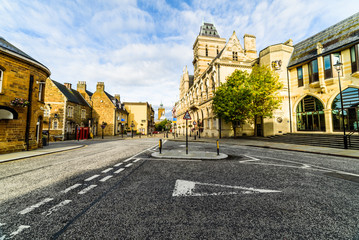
[43,79,92,140]
[0,37,51,153]
[175,13,359,137]
[124,102,155,135]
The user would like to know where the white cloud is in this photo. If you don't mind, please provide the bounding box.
[0,0,358,116]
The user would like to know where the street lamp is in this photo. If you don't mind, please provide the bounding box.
[333,60,348,149]
[131,121,134,138]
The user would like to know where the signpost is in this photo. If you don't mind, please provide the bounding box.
[183,111,191,154]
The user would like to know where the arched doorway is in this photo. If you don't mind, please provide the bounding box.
[296,95,325,131]
[332,87,359,132]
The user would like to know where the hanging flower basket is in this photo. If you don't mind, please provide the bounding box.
[10,98,30,107]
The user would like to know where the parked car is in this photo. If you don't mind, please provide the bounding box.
[152,131,159,134]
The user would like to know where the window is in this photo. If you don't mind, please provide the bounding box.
[0,69,3,93]
[44,108,50,117]
[297,66,303,87]
[323,55,332,79]
[296,95,325,131]
[205,45,208,57]
[216,46,219,55]
[81,109,86,119]
[67,106,74,117]
[308,59,319,83]
[233,52,238,61]
[38,82,45,101]
[350,44,359,73]
[53,119,58,130]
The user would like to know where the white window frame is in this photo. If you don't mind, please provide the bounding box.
[53,119,58,130]
[38,82,45,101]
[67,106,74,117]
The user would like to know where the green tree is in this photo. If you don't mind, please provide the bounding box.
[155,119,172,131]
[247,65,283,136]
[212,70,252,137]
[212,65,283,137]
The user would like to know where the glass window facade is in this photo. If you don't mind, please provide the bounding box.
[296,95,325,131]
[332,87,359,131]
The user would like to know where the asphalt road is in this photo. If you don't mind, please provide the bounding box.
[1,139,358,239]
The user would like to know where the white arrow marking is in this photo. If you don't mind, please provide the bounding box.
[172,180,281,197]
[19,198,54,214]
[9,225,30,237]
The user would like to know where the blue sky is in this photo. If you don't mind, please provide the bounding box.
[0,0,358,119]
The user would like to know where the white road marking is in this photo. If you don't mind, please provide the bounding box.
[0,223,5,227]
[9,225,30,238]
[114,162,123,167]
[124,158,132,162]
[240,162,328,171]
[114,168,125,174]
[61,183,82,193]
[125,163,133,167]
[42,200,72,216]
[0,236,5,240]
[100,175,113,182]
[243,155,261,161]
[19,198,54,215]
[78,185,97,194]
[133,158,141,163]
[172,179,281,197]
[85,174,100,181]
[102,168,113,173]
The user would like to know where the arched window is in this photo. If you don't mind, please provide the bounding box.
[332,87,359,131]
[296,95,325,131]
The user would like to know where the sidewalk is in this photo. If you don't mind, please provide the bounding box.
[166,135,359,159]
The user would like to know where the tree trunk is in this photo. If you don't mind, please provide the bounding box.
[254,116,257,137]
[232,121,237,138]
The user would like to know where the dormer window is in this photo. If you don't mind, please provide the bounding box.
[350,44,359,73]
[233,52,238,61]
[308,59,319,83]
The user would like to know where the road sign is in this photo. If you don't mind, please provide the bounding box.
[121,118,125,122]
[193,121,196,125]
[183,111,191,120]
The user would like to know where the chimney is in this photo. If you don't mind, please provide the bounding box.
[243,34,257,59]
[77,81,87,92]
[64,83,72,90]
[96,82,105,92]
[114,94,120,102]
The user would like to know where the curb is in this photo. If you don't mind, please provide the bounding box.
[151,151,228,160]
[0,145,85,163]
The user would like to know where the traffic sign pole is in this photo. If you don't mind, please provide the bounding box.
[186,119,188,154]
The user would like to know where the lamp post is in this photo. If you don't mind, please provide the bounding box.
[334,60,348,149]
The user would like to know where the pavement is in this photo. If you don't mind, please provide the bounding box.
[1,134,359,164]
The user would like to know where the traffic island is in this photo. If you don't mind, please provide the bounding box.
[151,150,228,160]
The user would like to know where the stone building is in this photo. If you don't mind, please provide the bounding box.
[91,82,128,136]
[43,79,92,140]
[0,37,50,153]
[176,22,259,137]
[124,102,155,135]
[157,103,165,121]
[287,12,359,135]
[175,13,359,138]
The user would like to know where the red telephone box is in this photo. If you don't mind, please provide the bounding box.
[76,127,89,140]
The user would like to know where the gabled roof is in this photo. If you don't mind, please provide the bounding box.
[52,80,91,107]
[0,37,50,74]
[199,22,220,38]
[85,90,93,97]
[288,12,359,67]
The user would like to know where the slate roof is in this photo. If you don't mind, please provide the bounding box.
[199,22,220,38]
[0,36,49,72]
[288,12,359,68]
[52,80,91,107]
[85,90,93,97]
